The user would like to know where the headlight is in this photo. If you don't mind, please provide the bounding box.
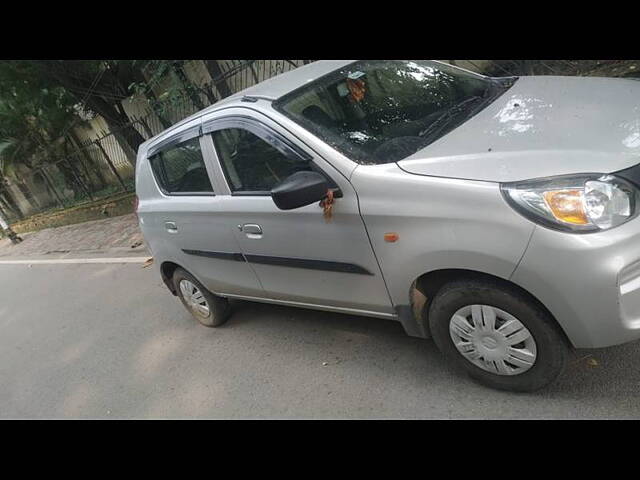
[501,174,639,233]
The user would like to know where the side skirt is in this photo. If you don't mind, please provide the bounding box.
[218,292,397,320]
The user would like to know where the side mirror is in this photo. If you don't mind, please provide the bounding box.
[271,171,329,210]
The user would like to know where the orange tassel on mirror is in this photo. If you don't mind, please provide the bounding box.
[319,189,334,222]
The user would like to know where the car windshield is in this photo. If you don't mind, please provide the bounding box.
[273,60,514,165]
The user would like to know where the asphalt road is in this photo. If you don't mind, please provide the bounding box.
[1,261,640,419]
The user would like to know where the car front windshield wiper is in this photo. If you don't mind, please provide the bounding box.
[418,95,485,139]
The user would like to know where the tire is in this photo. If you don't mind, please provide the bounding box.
[428,278,569,392]
[172,268,231,327]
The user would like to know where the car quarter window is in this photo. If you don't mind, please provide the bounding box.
[149,137,214,194]
[210,127,312,194]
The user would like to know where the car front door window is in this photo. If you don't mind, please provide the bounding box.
[210,127,312,194]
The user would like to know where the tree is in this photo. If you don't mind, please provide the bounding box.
[1,60,203,167]
[134,60,215,115]
[0,59,217,175]
[0,62,94,202]
[0,206,22,244]
[204,60,232,98]
[29,60,147,165]
[171,61,206,110]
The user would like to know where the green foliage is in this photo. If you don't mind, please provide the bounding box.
[0,60,170,178]
[0,61,80,175]
[130,60,204,114]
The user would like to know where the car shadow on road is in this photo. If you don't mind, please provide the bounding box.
[227,298,640,401]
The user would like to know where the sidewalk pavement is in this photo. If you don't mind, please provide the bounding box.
[0,214,148,258]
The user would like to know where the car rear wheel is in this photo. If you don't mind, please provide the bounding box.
[172,268,231,327]
[428,278,569,392]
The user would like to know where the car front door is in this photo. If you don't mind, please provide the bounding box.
[201,111,394,316]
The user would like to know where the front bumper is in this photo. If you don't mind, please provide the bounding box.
[512,216,640,348]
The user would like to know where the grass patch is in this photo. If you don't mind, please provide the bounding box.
[9,192,137,234]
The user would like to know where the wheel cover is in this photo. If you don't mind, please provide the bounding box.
[179,279,210,318]
[449,304,537,376]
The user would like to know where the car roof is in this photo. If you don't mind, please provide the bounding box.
[228,60,356,100]
[142,60,356,150]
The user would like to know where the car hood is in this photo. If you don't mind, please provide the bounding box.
[397,76,640,183]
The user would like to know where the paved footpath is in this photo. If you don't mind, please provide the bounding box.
[0,214,147,258]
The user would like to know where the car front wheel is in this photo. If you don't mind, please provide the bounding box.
[428,278,569,392]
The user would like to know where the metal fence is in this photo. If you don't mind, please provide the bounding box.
[0,60,310,224]
[466,60,640,78]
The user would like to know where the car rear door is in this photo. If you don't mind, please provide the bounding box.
[201,109,394,316]
[141,125,264,298]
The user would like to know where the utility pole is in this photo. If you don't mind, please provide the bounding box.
[0,210,22,244]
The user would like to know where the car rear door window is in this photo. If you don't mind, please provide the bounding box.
[149,137,214,194]
[211,127,312,194]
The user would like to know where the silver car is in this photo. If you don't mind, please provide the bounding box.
[135,60,640,392]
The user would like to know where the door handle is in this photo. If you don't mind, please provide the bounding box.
[241,223,262,238]
[165,221,178,233]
